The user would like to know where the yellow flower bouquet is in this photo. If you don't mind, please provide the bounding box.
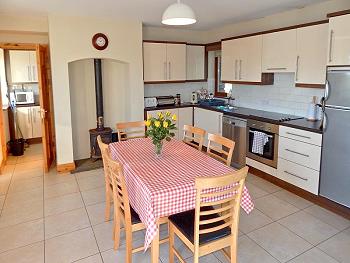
[145,111,177,156]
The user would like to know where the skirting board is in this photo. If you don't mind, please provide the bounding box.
[56,162,76,173]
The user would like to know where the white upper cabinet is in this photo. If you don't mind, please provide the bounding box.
[143,42,186,82]
[328,14,350,66]
[222,35,263,82]
[186,45,205,81]
[262,29,297,73]
[296,23,328,86]
[9,50,38,83]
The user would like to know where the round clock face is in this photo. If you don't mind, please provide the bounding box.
[92,33,108,50]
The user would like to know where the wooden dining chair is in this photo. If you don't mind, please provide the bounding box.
[183,125,206,151]
[97,135,113,222]
[207,133,235,166]
[116,121,146,141]
[168,166,249,263]
[105,150,168,262]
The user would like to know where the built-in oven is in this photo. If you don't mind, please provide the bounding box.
[246,119,279,168]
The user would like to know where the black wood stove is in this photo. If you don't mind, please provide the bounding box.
[89,59,112,159]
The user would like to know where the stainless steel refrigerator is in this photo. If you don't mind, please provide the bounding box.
[320,67,350,208]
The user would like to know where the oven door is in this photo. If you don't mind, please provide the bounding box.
[246,127,278,168]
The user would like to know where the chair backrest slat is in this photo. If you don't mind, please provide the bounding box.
[97,135,111,184]
[207,133,235,166]
[183,125,206,151]
[116,121,146,141]
[193,166,249,250]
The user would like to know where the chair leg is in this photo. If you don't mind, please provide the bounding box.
[230,242,237,263]
[125,228,133,263]
[105,184,111,221]
[169,223,175,263]
[113,210,121,250]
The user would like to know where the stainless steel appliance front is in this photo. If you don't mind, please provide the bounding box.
[222,115,247,168]
[247,119,279,168]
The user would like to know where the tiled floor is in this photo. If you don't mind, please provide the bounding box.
[0,145,349,262]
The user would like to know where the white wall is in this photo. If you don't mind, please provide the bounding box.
[49,15,144,165]
[230,74,324,117]
[143,26,206,43]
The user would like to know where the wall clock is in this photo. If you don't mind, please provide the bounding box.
[92,33,109,50]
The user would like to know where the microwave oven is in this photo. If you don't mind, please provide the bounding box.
[10,91,35,105]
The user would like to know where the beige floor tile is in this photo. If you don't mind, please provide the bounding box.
[86,202,112,225]
[182,253,222,263]
[246,175,282,193]
[44,192,84,216]
[7,176,43,194]
[239,208,273,234]
[278,211,339,245]
[45,208,90,239]
[215,235,279,263]
[0,182,10,195]
[75,169,104,180]
[254,194,299,220]
[248,222,312,263]
[14,160,43,172]
[0,195,4,209]
[0,219,44,253]
[44,179,79,199]
[6,156,18,165]
[45,227,99,263]
[17,153,43,164]
[317,228,350,263]
[81,187,106,206]
[77,174,105,192]
[0,174,11,184]
[1,164,15,176]
[4,187,43,207]
[101,246,153,263]
[289,247,339,263]
[245,182,270,200]
[160,235,193,262]
[12,169,43,181]
[0,198,43,228]
[0,241,44,263]
[304,205,350,231]
[273,190,313,209]
[44,172,75,186]
[74,254,103,263]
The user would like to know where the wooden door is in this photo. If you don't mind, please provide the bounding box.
[143,42,167,82]
[166,43,186,81]
[36,44,55,172]
[296,24,328,85]
[328,14,350,66]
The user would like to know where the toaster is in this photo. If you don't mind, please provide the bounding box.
[144,97,157,108]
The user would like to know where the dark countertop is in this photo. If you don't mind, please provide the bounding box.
[145,103,323,134]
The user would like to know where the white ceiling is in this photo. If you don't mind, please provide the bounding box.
[1,0,328,30]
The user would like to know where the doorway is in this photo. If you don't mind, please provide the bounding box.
[0,43,55,173]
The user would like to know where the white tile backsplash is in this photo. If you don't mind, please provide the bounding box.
[230,74,324,117]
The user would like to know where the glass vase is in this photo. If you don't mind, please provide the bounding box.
[154,141,163,157]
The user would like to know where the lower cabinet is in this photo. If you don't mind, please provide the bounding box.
[16,106,42,139]
[194,108,223,147]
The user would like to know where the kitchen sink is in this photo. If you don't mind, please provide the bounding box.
[215,105,238,111]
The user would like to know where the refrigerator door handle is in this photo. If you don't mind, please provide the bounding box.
[322,111,328,132]
[324,80,330,101]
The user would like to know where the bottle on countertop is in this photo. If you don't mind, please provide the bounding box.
[307,96,319,121]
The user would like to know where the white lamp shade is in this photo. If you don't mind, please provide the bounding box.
[162,2,196,25]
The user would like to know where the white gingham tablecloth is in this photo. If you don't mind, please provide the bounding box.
[109,138,254,249]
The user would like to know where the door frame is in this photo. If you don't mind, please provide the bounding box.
[0,42,56,173]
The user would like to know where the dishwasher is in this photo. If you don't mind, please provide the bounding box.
[222,115,247,168]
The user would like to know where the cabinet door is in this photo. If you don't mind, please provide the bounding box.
[9,51,31,83]
[328,14,350,66]
[178,107,193,139]
[166,43,186,81]
[239,35,263,82]
[143,43,167,82]
[262,29,297,73]
[29,51,38,82]
[296,24,328,85]
[194,108,223,147]
[16,107,32,139]
[221,39,239,81]
[186,45,205,80]
[31,106,42,138]
[147,109,179,140]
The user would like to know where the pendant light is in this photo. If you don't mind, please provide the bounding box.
[162,0,196,26]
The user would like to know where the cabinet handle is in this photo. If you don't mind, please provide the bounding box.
[295,56,300,81]
[329,30,334,63]
[267,67,287,70]
[239,59,242,80]
[168,62,171,79]
[286,132,311,140]
[164,62,167,80]
[285,148,309,157]
[284,170,308,181]
[234,60,238,80]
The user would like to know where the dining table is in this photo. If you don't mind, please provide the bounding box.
[109,137,254,262]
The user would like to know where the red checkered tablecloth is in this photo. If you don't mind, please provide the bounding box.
[109,138,254,249]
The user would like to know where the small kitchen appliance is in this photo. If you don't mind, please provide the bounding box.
[191,92,198,104]
[144,97,157,108]
[10,91,34,105]
[156,96,175,106]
